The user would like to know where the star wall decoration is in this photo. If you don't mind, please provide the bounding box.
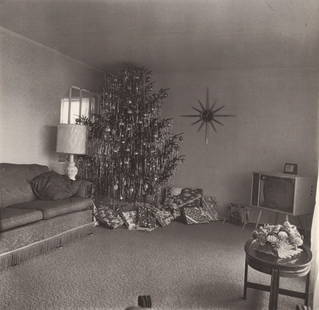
[181,88,235,144]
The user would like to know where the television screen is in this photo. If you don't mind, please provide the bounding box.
[260,176,295,213]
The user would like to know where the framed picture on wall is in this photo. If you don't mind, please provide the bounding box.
[283,163,298,175]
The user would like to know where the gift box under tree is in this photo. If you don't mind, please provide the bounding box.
[182,206,215,224]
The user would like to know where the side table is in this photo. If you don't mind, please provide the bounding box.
[243,239,312,310]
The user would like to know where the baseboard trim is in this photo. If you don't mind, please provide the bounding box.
[0,222,95,271]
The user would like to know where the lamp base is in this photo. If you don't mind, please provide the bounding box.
[66,154,78,181]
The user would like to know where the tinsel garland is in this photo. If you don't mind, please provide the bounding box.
[77,66,184,203]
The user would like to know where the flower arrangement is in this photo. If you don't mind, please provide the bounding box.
[252,221,304,259]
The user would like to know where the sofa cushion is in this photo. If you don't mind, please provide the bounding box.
[0,207,43,232]
[12,198,93,219]
[0,163,49,208]
[0,209,93,255]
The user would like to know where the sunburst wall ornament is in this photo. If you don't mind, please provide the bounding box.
[181,88,235,144]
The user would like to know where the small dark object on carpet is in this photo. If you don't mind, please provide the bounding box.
[296,305,311,310]
[138,295,152,308]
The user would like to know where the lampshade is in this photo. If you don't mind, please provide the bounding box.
[56,124,87,155]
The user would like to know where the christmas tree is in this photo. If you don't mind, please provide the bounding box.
[77,66,184,204]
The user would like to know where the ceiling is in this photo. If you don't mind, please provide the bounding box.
[0,0,319,72]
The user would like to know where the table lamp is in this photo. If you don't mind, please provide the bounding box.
[56,124,87,180]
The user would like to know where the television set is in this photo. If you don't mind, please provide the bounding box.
[251,172,316,216]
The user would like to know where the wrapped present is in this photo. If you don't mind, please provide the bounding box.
[155,209,174,227]
[137,205,157,229]
[171,207,182,220]
[95,206,124,229]
[180,188,203,202]
[202,195,219,221]
[181,206,213,224]
[163,187,203,209]
[174,188,203,208]
[171,187,183,196]
[122,210,156,231]
[122,211,138,230]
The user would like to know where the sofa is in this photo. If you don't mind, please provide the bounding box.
[0,163,94,270]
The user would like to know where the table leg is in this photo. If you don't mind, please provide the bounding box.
[305,272,310,306]
[255,209,263,229]
[297,216,304,232]
[243,258,248,299]
[269,267,280,310]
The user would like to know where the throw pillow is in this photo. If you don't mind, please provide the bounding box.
[31,171,81,200]
[75,180,93,198]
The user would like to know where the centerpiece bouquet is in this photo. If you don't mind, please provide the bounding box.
[252,221,304,259]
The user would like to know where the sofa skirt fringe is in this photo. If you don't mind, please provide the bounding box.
[0,223,94,271]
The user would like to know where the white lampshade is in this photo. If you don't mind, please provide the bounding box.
[56,124,87,155]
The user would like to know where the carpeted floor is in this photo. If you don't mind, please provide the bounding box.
[0,222,306,309]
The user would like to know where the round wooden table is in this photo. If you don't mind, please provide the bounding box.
[244,239,312,310]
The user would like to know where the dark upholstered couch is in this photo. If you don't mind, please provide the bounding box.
[0,163,94,270]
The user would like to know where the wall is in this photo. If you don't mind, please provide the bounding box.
[0,24,318,224]
[0,27,103,169]
[155,68,319,217]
